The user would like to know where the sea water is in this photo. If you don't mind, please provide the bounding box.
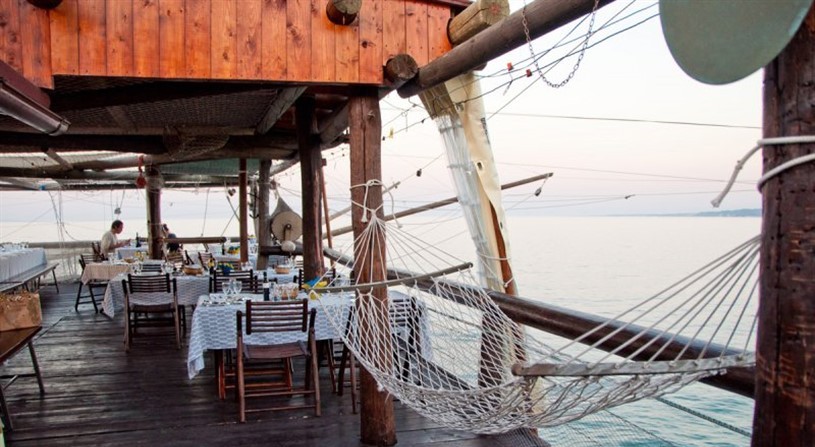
[0,214,758,445]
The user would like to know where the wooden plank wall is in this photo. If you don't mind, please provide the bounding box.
[0,0,453,89]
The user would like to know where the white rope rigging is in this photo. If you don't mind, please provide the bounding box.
[312,182,758,434]
[711,135,815,207]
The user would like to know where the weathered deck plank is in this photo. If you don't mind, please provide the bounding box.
[2,283,547,446]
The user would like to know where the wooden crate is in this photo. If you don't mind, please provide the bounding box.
[0,291,41,331]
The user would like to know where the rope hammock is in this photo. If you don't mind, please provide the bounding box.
[312,199,758,434]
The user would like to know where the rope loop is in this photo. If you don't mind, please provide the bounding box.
[711,135,815,207]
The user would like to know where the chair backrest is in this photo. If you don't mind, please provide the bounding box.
[211,269,256,293]
[124,273,173,294]
[141,262,164,273]
[199,252,214,266]
[165,250,185,266]
[184,250,195,265]
[78,253,97,270]
[238,299,313,335]
[389,293,419,335]
[91,242,106,261]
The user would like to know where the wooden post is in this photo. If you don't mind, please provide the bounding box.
[320,164,334,252]
[297,97,324,283]
[255,159,272,270]
[145,166,162,260]
[326,0,361,25]
[350,91,396,446]
[384,55,419,88]
[448,0,509,45]
[239,159,248,264]
[753,6,815,446]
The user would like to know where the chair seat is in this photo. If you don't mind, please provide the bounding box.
[245,341,307,360]
[131,303,175,312]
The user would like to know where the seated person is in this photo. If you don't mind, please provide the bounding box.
[100,220,131,257]
[166,232,181,253]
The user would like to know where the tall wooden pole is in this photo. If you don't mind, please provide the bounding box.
[239,159,248,264]
[145,166,162,260]
[297,97,324,282]
[350,91,396,446]
[753,6,815,447]
[255,159,272,270]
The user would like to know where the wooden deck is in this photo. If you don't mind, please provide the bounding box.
[2,282,547,447]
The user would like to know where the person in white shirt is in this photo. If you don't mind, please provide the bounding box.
[100,220,131,257]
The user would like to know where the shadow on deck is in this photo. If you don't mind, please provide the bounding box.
[2,282,547,447]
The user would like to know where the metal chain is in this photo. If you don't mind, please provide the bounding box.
[522,0,601,88]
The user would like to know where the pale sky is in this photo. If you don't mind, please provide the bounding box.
[0,0,766,235]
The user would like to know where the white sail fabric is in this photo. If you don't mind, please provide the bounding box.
[421,72,515,293]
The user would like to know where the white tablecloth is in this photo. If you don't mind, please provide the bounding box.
[0,248,46,282]
[115,247,148,260]
[102,273,211,317]
[80,263,133,285]
[187,293,353,379]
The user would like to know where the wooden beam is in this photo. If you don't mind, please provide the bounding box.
[383,54,419,87]
[145,167,163,260]
[448,0,509,45]
[329,173,553,238]
[0,132,302,156]
[399,0,616,97]
[255,159,272,270]
[255,87,307,134]
[50,81,277,112]
[43,149,73,169]
[0,177,39,190]
[106,106,137,133]
[239,159,249,263]
[317,84,398,149]
[753,5,815,445]
[326,0,362,25]
[349,91,396,446]
[297,96,324,282]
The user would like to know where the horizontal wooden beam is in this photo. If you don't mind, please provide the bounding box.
[50,81,279,112]
[0,131,300,155]
[399,0,616,97]
[448,0,509,45]
[256,87,307,135]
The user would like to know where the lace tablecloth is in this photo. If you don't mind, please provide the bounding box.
[0,248,46,282]
[102,273,211,317]
[187,293,353,379]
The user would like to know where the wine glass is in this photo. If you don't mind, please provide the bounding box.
[233,280,242,297]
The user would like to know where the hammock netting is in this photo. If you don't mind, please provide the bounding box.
[311,208,759,434]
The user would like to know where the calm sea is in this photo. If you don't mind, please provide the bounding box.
[0,215,758,446]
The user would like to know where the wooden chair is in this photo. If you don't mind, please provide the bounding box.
[164,250,186,266]
[90,241,106,261]
[198,252,214,268]
[210,269,257,293]
[236,299,320,422]
[140,262,164,274]
[183,250,195,265]
[75,254,104,313]
[121,273,181,351]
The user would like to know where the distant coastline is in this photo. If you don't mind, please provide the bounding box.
[636,208,761,218]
